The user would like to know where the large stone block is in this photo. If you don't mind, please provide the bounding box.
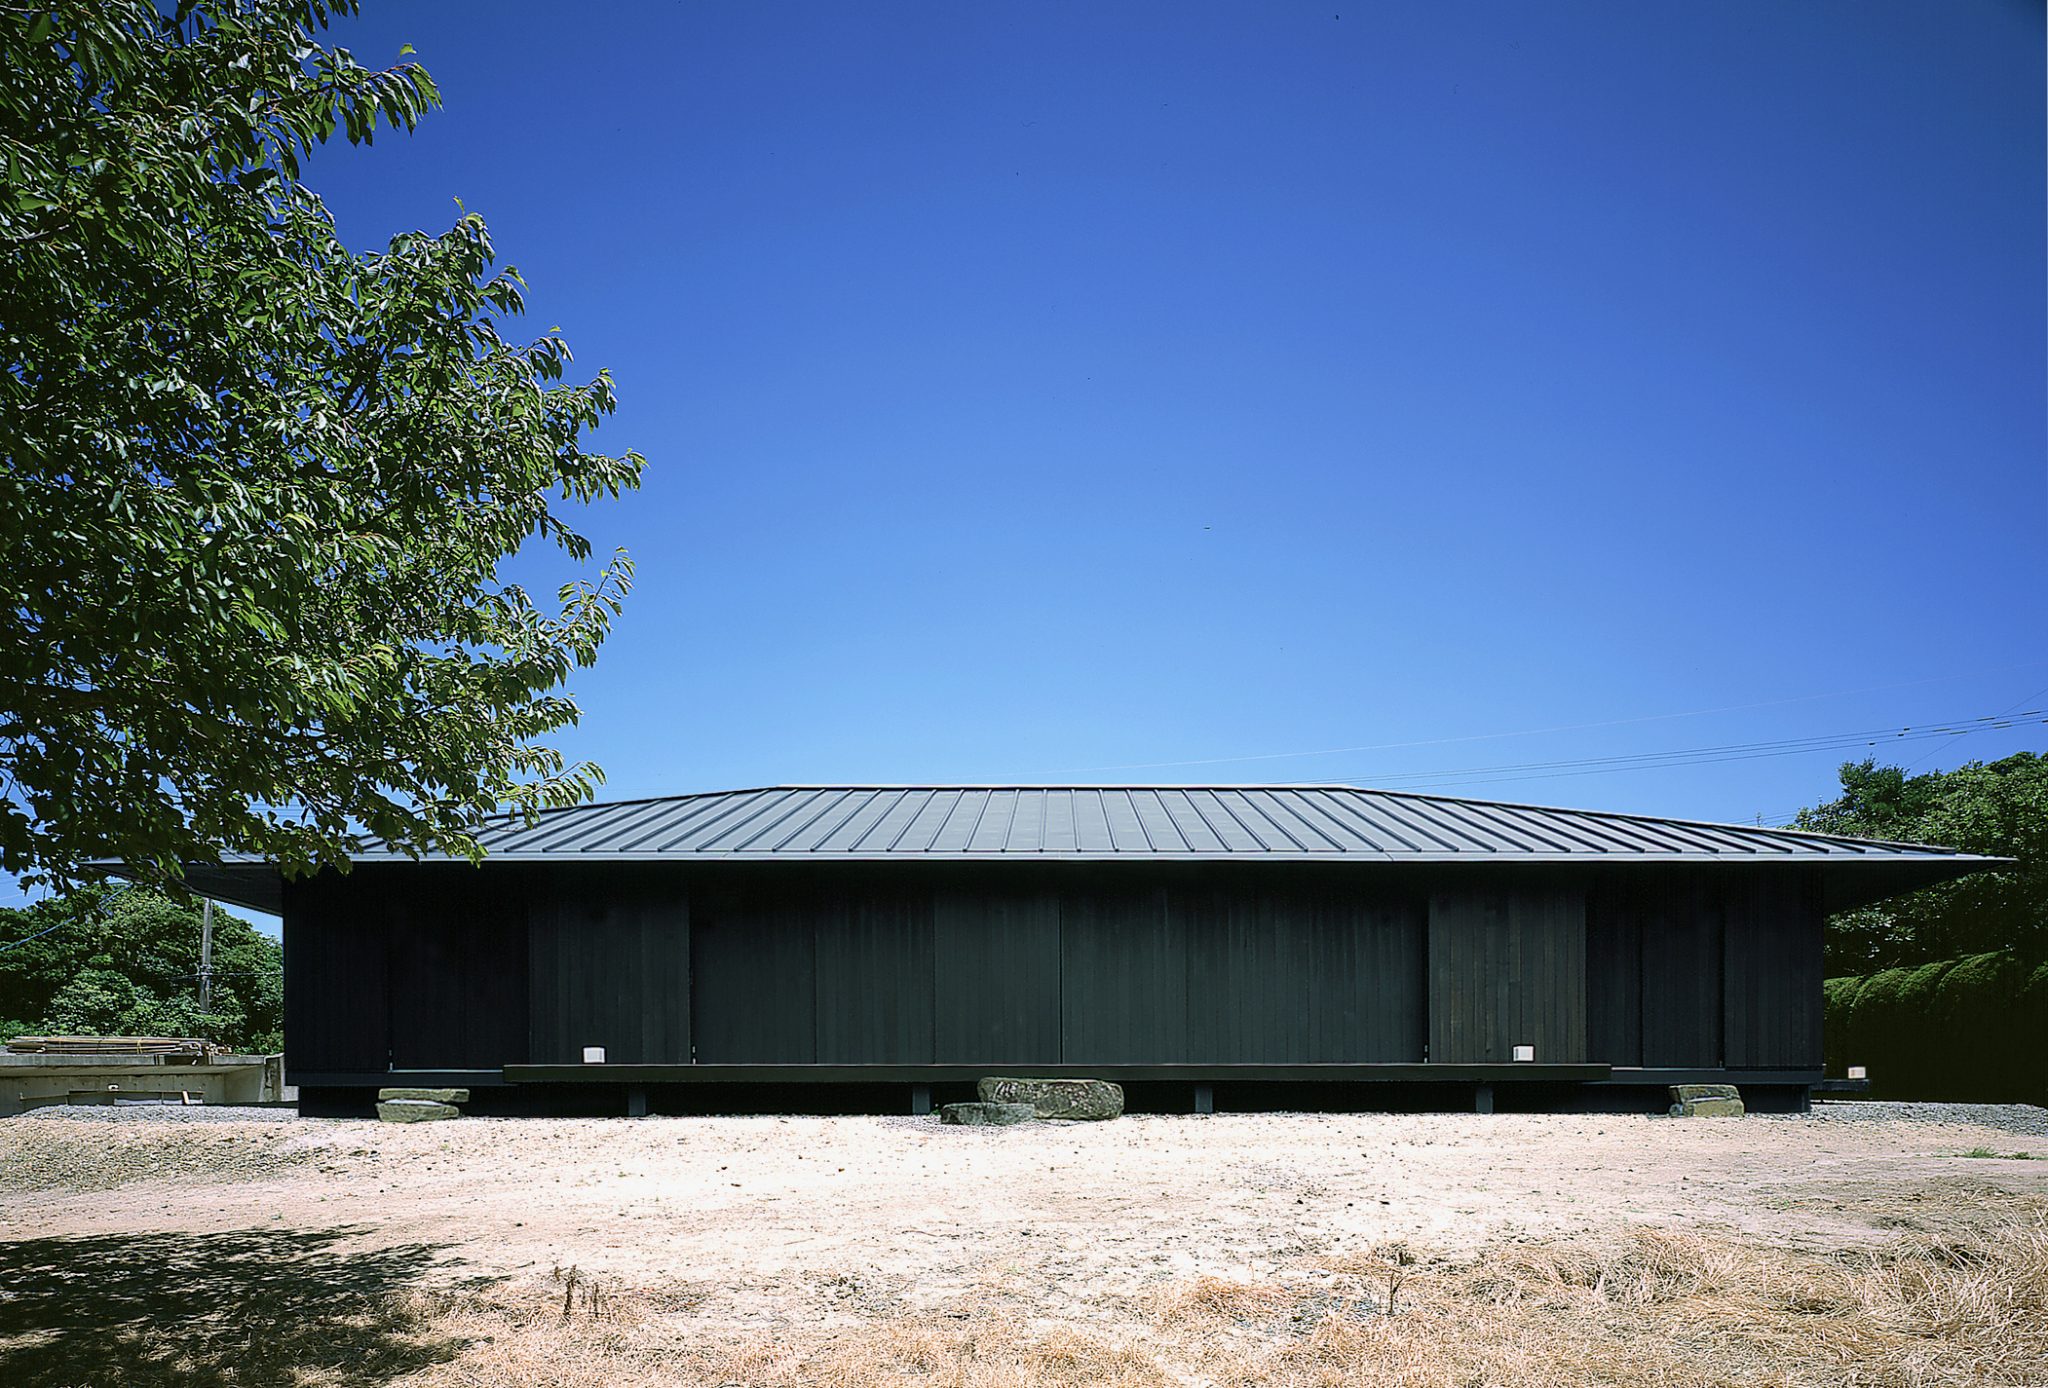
[377,1087,470,1104]
[940,1101,1037,1126]
[1668,1084,1744,1116]
[977,1076,1124,1120]
[1669,1097,1746,1118]
[377,1099,460,1123]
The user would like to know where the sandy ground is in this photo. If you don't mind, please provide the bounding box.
[5,1103,2047,1338]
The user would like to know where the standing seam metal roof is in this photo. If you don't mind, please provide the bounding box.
[348,786,2000,863]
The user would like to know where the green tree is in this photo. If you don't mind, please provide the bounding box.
[0,1,643,894]
[0,885,283,1051]
[1796,754,2045,973]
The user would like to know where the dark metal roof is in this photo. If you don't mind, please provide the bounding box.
[166,785,2010,915]
[348,785,2002,865]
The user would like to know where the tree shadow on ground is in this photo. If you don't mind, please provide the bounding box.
[0,1225,481,1386]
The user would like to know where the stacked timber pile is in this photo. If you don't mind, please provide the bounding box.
[940,1076,1124,1126]
[376,1087,469,1123]
[8,1036,209,1059]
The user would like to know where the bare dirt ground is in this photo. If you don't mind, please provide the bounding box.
[3,1103,2046,1386]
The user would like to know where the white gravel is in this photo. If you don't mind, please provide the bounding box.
[1808,1099,2048,1138]
[2,1109,331,1192]
[10,1103,298,1123]
[12,1098,2046,1129]
[9,1098,2045,1134]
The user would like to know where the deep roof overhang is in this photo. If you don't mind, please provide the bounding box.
[121,786,2010,919]
[181,861,286,916]
[178,854,2009,923]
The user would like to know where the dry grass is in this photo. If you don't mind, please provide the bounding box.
[378,1199,2048,1388]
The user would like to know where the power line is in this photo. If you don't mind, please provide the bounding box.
[1277,709,2046,794]
[1336,721,2039,792]
[1894,684,2048,776]
[1298,712,2040,784]
[1754,685,2048,826]
[1055,661,2048,774]
[0,919,69,953]
[1331,717,2038,783]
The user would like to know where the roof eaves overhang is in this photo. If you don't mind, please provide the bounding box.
[329,849,2016,866]
[119,847,2019,922]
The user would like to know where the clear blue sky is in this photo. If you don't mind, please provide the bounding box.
[10,3,2048,921]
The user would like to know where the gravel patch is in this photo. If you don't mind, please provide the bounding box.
[1809,1100,2048,1138]
[10,1103,299,1124]
[0,1111,331,1192]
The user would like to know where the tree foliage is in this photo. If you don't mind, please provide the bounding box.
[1795,754,2046,973]
[0,1,643,893]
[0,885,282,1051]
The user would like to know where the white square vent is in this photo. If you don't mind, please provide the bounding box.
[1512,1044,1535,1062]
[582,1046,606,1064]
[1847,1065,1866,1080]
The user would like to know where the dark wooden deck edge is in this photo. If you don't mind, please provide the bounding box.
[291,1070,513,1089]
[1597,1067,1824,1086]
[499,1062,1613,1084]
[295,1064,1829,1089]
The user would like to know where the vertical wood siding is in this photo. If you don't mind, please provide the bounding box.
[1584,869,1824,1071]
[932,885,1061,1062]
[1585,879,1645,1066]
[1302,889,1429,1062]
[1061,879,1186,1063]
[1427,879,1588,1063]
[1639,873,1726,1067]
[689,882,818,1062]
[1183,879,1298,1063]
[283,862,1824,1078]
[1183,881,1426,1062]
[527,866,689,1064]
[383,869,529,1069]
[815,885,935,1063]
[282,874,390,1072]
[1721,870,1823,1068]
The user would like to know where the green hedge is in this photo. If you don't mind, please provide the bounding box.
[1825,952,2048,1103]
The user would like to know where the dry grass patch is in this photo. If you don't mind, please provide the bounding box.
[288,1196,2045,1387]
[402,1286,1172,1388]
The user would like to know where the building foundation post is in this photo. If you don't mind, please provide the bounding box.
[626,1086,649,1118]
[910,1083,932,1116]
[1474,1083,1494,1115]
[1194,1083,1215,1115]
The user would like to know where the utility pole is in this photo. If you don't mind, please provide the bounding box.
[198,898,214,1018]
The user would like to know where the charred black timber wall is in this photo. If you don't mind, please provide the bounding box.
[283,862,1823,1080]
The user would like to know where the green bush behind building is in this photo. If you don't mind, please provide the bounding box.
[1824,951,2048,1103]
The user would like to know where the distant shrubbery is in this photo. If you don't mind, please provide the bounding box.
[1798,754,2044,1103]
[0,887,282,1053]
[1824,952,2048,1104]
[1795,753,2046,976]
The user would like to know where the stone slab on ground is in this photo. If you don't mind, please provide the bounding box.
[939,1101,1037,1127]
[977,1076,1124,1120]
[1671,1098,1746,1117]
[377,1099,461,1123]
[378,1087,470,1104]
[1669,1084,1744,1117]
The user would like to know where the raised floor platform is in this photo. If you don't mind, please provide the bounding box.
[500,1062,1614,1084]
[291,1063,1824,1118]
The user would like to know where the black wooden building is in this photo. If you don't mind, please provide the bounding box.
[187,786,2004,1115]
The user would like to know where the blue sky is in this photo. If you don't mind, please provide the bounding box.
[9,2,2047,922]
